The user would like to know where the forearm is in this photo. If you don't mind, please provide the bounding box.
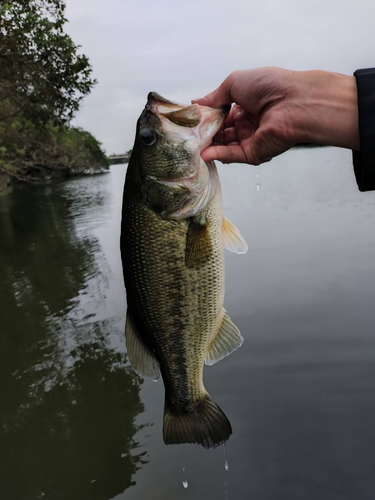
[292,70,360,151]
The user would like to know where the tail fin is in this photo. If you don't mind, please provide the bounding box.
[163,393,232,449]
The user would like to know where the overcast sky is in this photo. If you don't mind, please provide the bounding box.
[65,0,375,154]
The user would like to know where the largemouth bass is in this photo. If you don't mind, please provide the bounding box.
[121,92,247,448]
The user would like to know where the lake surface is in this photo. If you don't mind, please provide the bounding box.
[1,147,375,500]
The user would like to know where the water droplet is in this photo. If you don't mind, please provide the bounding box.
[181,462,188,488]
[255,173,259,178]
[223,444,230,498]
[37,493,45,499]
[223,443,229,471]
[256,183,261,191]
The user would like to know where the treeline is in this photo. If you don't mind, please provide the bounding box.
[0,0,108,184]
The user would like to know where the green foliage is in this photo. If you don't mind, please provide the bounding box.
[0,109,108,181]
[0,0,96,125]
[0,0,108,182]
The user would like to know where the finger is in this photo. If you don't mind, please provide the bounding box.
[212,122,238,144]
[212,128,224,144]
[192,74,234,108]
[201,145,249,164]
[235,113,257,145]
[223,104,243,128]
[223,108,235,128]
[223,127,237,144]
[215,105,246,142]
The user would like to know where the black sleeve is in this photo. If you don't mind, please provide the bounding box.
[353,68,375,192]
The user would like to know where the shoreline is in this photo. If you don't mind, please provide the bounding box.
[0,165,110,191]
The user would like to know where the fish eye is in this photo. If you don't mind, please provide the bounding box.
[140,129,157,146]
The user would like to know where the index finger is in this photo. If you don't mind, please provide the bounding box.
[192,73,235,108]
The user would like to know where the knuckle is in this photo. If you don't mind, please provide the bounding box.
[263,122,279,138]
[227,70,239,84]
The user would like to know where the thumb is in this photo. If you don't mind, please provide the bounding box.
[192,74,234,108]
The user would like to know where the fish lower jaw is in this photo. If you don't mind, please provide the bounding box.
[156,171,199,189]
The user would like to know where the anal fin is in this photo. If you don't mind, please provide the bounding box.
[125,312,160,381]
[205,310,244,366]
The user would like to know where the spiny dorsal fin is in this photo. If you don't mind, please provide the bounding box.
[205,310,244,366]
[125,312,160,381]
[222,217,248,254]
[185,217,212,269]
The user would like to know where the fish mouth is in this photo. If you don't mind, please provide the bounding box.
[146,92,229,151]
[150,170,199,193]
[147,92,185,114]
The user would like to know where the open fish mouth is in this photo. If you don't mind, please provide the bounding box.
[157,170,200,189]
[138,92,227,220]
[146,92,229,151]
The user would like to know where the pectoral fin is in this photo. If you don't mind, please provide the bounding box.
[125,312,160,381]
[205,310,244,366]
[222,217,248,254]
[185,217,212,269]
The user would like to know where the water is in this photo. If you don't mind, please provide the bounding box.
[1,147,375,499]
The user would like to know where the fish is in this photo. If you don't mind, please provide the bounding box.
[120,92,248,449]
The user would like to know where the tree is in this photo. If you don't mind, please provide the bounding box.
[0,0,96,126]
[0,0,107,183]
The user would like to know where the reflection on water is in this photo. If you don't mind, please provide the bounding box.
[2,150,375,499]
[0,175,146,500]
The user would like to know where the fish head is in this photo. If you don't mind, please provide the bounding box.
[132,92,229,220]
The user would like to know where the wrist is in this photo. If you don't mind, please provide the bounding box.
[292,70,360,151]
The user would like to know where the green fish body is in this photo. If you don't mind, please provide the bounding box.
[121,93,247,448]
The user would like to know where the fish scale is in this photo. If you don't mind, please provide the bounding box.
[122,175,224,407]
[121,93,246,448]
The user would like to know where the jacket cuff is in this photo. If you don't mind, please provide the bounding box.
[353,68,375,192]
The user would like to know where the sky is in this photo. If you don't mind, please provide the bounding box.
[64,0,375,155]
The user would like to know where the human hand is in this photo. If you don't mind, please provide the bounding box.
[193,67,360,165]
